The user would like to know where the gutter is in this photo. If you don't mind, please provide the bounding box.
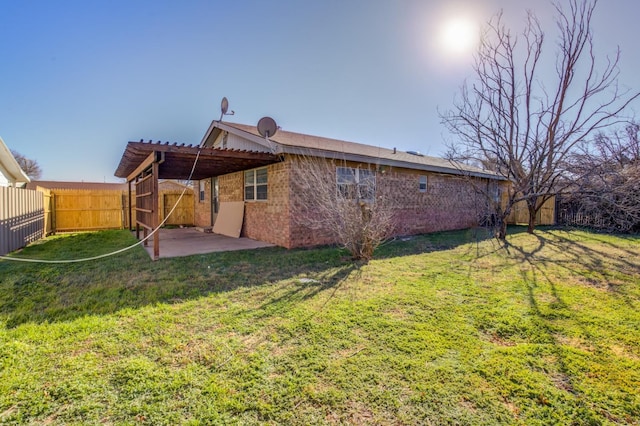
[277,145,507,181]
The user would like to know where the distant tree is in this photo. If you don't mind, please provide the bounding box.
[11,150,42,180]
[441,0,639,239]
[290,155,396,261]
[562,123,640,232]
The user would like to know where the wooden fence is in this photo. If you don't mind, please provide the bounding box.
[47,188,194,232]
[51,189,127,232]
[0,186,45,255]
[40,188,53,235]
[160,191,194,225]
[507,196,556,226]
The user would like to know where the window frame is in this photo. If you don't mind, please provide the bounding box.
[244,167,268,201]
[199,180,206,202]
[336,166,376,201]
[419,175,428,192]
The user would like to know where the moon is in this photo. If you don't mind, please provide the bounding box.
[438,17,479,57]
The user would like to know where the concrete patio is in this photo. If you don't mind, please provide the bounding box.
[137,227,275,259]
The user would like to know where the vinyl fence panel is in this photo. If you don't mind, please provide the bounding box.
[0,187,45,255]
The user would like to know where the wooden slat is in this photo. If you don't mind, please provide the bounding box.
[152,160,160,259]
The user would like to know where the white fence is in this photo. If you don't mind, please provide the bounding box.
[0,187,45,256]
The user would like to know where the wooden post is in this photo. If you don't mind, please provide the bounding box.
[135,176,140,240]
[152,157,160,260]
[127,180,132,230]
[51,192,56,234]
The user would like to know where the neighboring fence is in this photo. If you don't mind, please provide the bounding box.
[556,207,607,228]
[507,196,556,225]
[48,188,194,232]
[0,187,45,255]
[0,186,194,255]
[51,189,127,232]
[555,197,639,232]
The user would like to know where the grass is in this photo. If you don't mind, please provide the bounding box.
[0,227,638,425]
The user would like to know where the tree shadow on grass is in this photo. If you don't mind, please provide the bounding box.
[4,227,632,329]
[0,226,500,329]
[0,231,360,328]
[374,226,499,260]
[476,229,640,423]
[509,229,639,309]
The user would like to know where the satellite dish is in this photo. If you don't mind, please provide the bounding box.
[220,97,229,116]
[257,116,278,138]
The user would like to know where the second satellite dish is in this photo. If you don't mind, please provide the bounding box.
[257,117,278,138]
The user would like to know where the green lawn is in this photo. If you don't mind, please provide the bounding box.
[0,228,638,425]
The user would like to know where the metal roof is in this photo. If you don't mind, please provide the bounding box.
[116,121,505,182]
[213,122,506,180]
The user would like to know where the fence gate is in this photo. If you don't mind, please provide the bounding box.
[161,190,194,225]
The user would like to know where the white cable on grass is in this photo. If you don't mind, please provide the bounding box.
[0,148,204,264]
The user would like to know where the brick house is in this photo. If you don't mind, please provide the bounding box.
[193,121,505,248]
[115,120,505,255]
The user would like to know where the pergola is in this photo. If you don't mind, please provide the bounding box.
[114,140,279,259]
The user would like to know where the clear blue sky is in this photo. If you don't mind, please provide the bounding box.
[1,0,638,182]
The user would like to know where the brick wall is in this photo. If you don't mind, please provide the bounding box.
[219,173,244,202]
[194,180,211,227]
[243,162,291,247]
[381,169,482,236]
[195,157,493,249]
[194,173,245,227]
[287,159,486,248]
[197,164,292,247]
[288,158,337,248]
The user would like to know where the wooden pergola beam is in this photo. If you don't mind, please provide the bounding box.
[152,159,159,260]
[115,141,279,181]
[127,151,163,182]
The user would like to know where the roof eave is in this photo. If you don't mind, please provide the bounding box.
[0,136,31,184]
[276,145,506,180]
[203,121,274,151]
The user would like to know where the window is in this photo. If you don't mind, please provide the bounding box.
[336,167,376,200]
[419,175,428,192]
[199,180,206,202]
[212,177,219,213]
[488,182,501,203]
[245,167,268,201]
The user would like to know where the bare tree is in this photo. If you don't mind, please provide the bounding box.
[561,123,640,232]
[289,155,396,261]
[441,0,639,239]
[11,150,42,180]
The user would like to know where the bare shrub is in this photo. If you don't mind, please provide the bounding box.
[289,155,396,260]
[561,124,640,232]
